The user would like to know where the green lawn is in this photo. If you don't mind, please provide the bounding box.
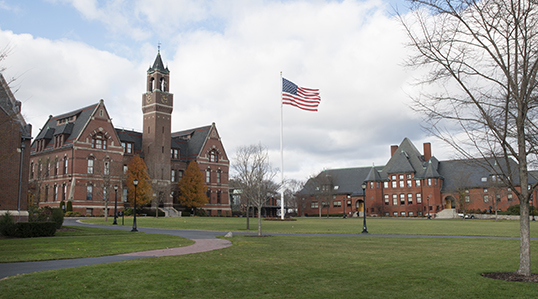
[0,235,536,298]
[0,226,194,263]
[82,216,538,237]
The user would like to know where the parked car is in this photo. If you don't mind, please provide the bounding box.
[457,213,474,219]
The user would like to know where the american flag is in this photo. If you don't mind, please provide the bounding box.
[282,78,321,112]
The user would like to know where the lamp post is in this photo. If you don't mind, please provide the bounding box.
[113,185,118,225]
[131,179,139,232]
[361,182,368,234]
[427,195,431,219]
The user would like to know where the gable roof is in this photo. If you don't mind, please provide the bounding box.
[171,124,212,161]
[31,102,100,152]
[299,166,383,197]
[0,73,31,138]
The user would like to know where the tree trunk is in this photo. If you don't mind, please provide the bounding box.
[257,205,262,236]
[246,200,250,230]
[104,201,108,222]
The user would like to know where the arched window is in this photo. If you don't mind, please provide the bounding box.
[87,184,93,200]
[160,77,165,91]
[209,150,218,162]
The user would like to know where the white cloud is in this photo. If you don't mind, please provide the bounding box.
[0,0,454,183]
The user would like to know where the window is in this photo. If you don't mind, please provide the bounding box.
[87,185,93,200]
[87,158,94,174]
[508,193,513,201]
[104,161,110,175]
[484,195,489,202]
[496,194,501,202]
[123,189,127,201]
[123,165,128,174]
[347,200,351,207]
[178,171,183,182]
[384,182,389,188]
[417,193,422,204]
[384,194,389,205]
[399,175,404,180]
[62,184,67,201]
[63,157,68,174]
[391,175,396,180]
[209,151,218,162]
[171,170,175,182]
[171,149,179,159]
[399,180,404,188]
[370,182,374,189]
[217,191,221,204]
[30,162,34,179]
[217,171,221,184]
[92,134,107,149]
[407,180,412,187]
[206,170,211,183]
[408,193,413,205]
[416,180,421,187]
[311,202,319,208]
[54,161,59,176]
[53,185,58,202]
[465,195,470,202]
[428,178,432,186]
[392,181,397,188]
[393,194,398,205]
[401,211,406,216]
[333,201,341,207]
[483,188,488,193]
[409,212,414,217]
[393,212,398,216]
[400,194,405,205]
[44,186,49,202]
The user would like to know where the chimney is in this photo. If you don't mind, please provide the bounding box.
[391,145,398,156]
[423,142,432,161]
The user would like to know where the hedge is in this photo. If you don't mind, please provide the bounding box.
[1,222,57,238]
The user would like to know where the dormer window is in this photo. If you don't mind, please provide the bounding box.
[171,148,179,159]
[122,142,133,154]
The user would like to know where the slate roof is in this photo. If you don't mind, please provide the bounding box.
[147,52,169,74]
[31,102,99,152]
[0,73,31,138]
[379,138,427,179]
[115,124,214,162]
[298,166,383,197]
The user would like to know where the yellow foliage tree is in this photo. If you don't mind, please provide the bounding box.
[177,161,208,212]
[125,155,152,209]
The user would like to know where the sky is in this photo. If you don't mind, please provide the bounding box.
[0,0,456,182]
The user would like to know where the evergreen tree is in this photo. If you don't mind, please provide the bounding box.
[177,161,208,212]
[125,155,152,209]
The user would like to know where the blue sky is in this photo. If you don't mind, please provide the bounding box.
[0,0,452,182]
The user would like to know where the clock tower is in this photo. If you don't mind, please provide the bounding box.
[142,51,174,189]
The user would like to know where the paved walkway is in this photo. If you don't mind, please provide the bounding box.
[0,219,231,279]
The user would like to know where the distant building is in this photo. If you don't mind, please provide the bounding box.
[30,52,230,216]
[297,138,537,218]
[0,73,32,221]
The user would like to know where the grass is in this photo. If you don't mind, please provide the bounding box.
[0,235,537,298]
[0,226,194,263]
[82,216,538,237]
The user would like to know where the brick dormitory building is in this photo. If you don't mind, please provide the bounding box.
[297,138,538,218]
[29,52,231,216]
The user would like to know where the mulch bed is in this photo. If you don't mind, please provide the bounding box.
[482,272,538,283]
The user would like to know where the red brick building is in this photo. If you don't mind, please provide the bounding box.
[0,74,32,221]
[30,52,230,216]
[297,138,537,218]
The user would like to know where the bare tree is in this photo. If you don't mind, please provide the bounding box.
[232,144,278,236]
[283,179,304,217]
[400,0,538,276]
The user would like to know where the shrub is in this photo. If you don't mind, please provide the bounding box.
[64,211,74,217]
[60,200,66,212]
[28,206,52,222]
[124,208,134,216]
[15,222,56,238]
[0,212,16,237]
[506,204,520,215]
[66,200,73,212]
[194,209,207,217]
[51,208,64,229]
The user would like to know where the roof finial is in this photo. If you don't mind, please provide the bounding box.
[158,42,161,53]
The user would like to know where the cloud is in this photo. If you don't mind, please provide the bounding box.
[0,0,454,183]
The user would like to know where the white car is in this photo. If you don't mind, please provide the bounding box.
[457,213,474,219]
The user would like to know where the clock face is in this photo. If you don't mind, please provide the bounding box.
[146,94,152,103]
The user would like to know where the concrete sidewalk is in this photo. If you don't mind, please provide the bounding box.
[0,219,232,279]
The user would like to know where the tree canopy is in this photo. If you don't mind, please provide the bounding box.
[125,155,152,209]
[177,161,208,209]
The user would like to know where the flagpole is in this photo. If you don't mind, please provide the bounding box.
[280,72,285,220]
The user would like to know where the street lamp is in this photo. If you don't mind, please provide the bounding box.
[113,185,118,225]
[131,179,139,232]
[361,182,368,234]
[427,195,431,219]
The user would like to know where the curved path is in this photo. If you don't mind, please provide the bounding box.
[0,219,231,279]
